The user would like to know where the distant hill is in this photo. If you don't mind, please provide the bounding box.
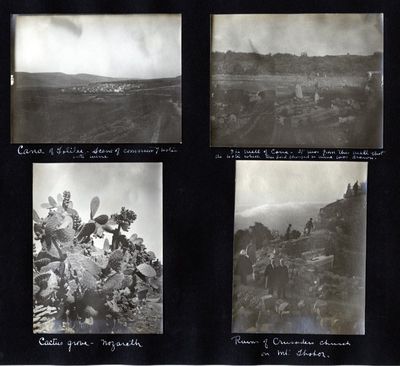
[211,51,383,76]
[14,72,124,88]
[14,72,182,89]
[235,202,325,233]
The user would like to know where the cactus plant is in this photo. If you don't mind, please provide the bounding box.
[33,190,162,334]
[109,207,137,250]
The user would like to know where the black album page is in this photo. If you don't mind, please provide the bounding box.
[0,0,399,365]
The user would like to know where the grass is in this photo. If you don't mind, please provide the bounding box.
[12,84,181,143]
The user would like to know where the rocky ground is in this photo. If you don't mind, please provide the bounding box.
[233,230,365,334]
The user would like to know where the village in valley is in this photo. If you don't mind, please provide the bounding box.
[12,14,182,144]
[13,73,182,144]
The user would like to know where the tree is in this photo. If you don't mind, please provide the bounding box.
[249,222,273,249]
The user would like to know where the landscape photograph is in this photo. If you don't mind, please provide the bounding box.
[232,161,367,334]
[211,14,383,148]
[32,163,163,334]
[11,15,181,143]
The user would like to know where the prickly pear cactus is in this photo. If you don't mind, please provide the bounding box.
[33,193,163,334]
[107,249,124,272]
[55,227,75,243]
[102,273,125,292]
[45,212,64,237]
[33,305,58,333]
[34,258,51,270]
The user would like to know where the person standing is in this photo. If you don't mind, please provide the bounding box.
[277,258,289,299]
[285,224,292,241]
[246,241,257,265]
[236,250,253,285]
[264,257,277,295]
[344,183,352,198]
[304,218,314,236]
[353,181,359,196]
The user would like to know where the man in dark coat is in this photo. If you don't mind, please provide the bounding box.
[236,250,253,285]
[277,258,289,299]
[264,257,278,295]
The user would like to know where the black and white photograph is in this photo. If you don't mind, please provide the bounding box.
[32,163,163,334]
[211,14,383,148]
[12,14,181,143]
[232,161,367,334]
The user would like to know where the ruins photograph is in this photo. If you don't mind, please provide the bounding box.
[32,163,163,334]
[11,15,181,143]
[232,161,367,334]
[211,14,383,148]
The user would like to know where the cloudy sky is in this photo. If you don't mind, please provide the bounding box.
[235,161,367,210]
[15,14,181,79]
[212,14,383,56]
[33,163,163,260]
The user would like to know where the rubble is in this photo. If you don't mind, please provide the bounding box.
[211,77,377,147]
[295,84,303,99]
[232,184,365,334]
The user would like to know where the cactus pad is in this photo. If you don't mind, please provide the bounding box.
[33,209,41,223]
[45,213,63,236]
[55,227,75,243]
[94,215,109,225]
[137,263,157,278]
[107,250,124,272]
[90,197,100,219]
[48,196,57,207]
[102,273,125,292]
[81,271,98,290]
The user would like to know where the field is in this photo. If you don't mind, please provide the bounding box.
[12,77,181,143]
[212,74,366,92]
[211,73,383,148]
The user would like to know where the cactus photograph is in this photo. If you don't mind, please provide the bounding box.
[11,15,181,143]
[232,161,367,334]
[32,163,163,334]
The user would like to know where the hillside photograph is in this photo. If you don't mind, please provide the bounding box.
[11,15,181,143]
[32,163,163,334]
[233,161,367,334]
[211,14,383,148]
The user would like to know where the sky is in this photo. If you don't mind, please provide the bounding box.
[33,163,163,261]
[212,14,383,56]
[14,14,181,79]
[235,161,368,209]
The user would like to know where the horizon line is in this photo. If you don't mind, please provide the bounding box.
[13,71,182,80]
[212,50,383,57]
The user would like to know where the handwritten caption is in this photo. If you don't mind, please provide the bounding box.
[231,335,351,359]
[38,337,143,352]
[215,148,384,160]
[17,145,178,159]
